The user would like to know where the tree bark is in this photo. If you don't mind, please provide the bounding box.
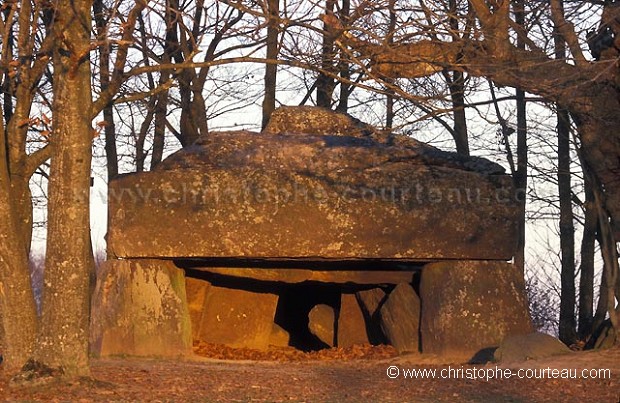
[316,0,337,107]
[0,0,56,371]
[592,252,609,332]
[553,1,577,345]
[446,0,469,156]
[335,0,351,113]
[262,0,279,129]
[93,0,118,181]
[35,0,94,376]
[7,84,37,252]
[513,88,527,273]
[0,108,37,370]
[384,0,396,129]
[167,0,207,147]
[557,105,577,345]
[511,0,527,274]
[577,175,597,339]
[151,86,169,169]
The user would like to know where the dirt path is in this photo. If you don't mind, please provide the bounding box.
[1,346,619,402]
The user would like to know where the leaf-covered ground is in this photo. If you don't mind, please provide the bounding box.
[1,344,619,402]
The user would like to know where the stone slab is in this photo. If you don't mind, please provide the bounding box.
[338,293,370,347]
[419,260,532,360]
[494,332,571,363]
[356,287,388,344]
[90,259,192,357]
[196,285,278,350]
[192,267,415,284]
[269,323,290,348]
[185,277,211,341]
[380,283,421,354]
[107,131,518,261]
[309,304,336,347]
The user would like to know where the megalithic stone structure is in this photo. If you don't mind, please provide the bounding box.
[93,106,532,360]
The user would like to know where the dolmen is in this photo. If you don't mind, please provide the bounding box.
[91,106,532,361]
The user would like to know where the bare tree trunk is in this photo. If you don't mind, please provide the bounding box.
[262,0,279,129]
[7,96,36,253]
[166,0,208,147]
[513,88,527,272]
[557,106,577,345]
[385,0,396,130]
[592,253,609,332]
[93,0,118,181]
[447,75,468,155]
[151,85,169,168]
[0,109,37,371]
[335,0,350,113]
[553,1,577,345]
[35,0,94,376]
[0,0,56,370]
[578,175,597,339]
[135,11,169,171]
[316,0,336,107]
[591,174,620,340]
[385,88,395,130]
[9,179,33,252]
[446,0,469,156]
[136,102,155,172]
[513,0,527,273]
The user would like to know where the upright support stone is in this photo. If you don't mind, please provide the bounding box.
[185,277,211,341]
[419,261,532,360]
[90,259,192,357]
[197,285,279,350]
[269,323,291,348]
[338,293,370,347]
[379,283,421,353]
[356,287,388,344]
[308,304,336,347]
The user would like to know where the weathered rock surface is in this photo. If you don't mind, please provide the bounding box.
[337,293,370,347]
[357,288,387,318]
[196,285,278,350]
[265,106,506,175]
[0,305,4,361]
[494,332,572,363]
[90,259,192,357]
[107,107,518,261]
[185,277,210,341]
[356,287,388,344]
[419,261,532,360]
[308,304,336,347]
[379,283,421,354]
[270,323,290,348]
[263,106,376,138]
[192,267,415,285]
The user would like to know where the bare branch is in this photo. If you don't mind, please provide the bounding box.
[549,0,587,65]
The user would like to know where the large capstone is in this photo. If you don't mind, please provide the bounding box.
[107,120,518,261]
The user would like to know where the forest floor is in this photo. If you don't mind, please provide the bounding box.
[1,343,619,402]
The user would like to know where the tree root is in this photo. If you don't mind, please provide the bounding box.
[9,358,64,388]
